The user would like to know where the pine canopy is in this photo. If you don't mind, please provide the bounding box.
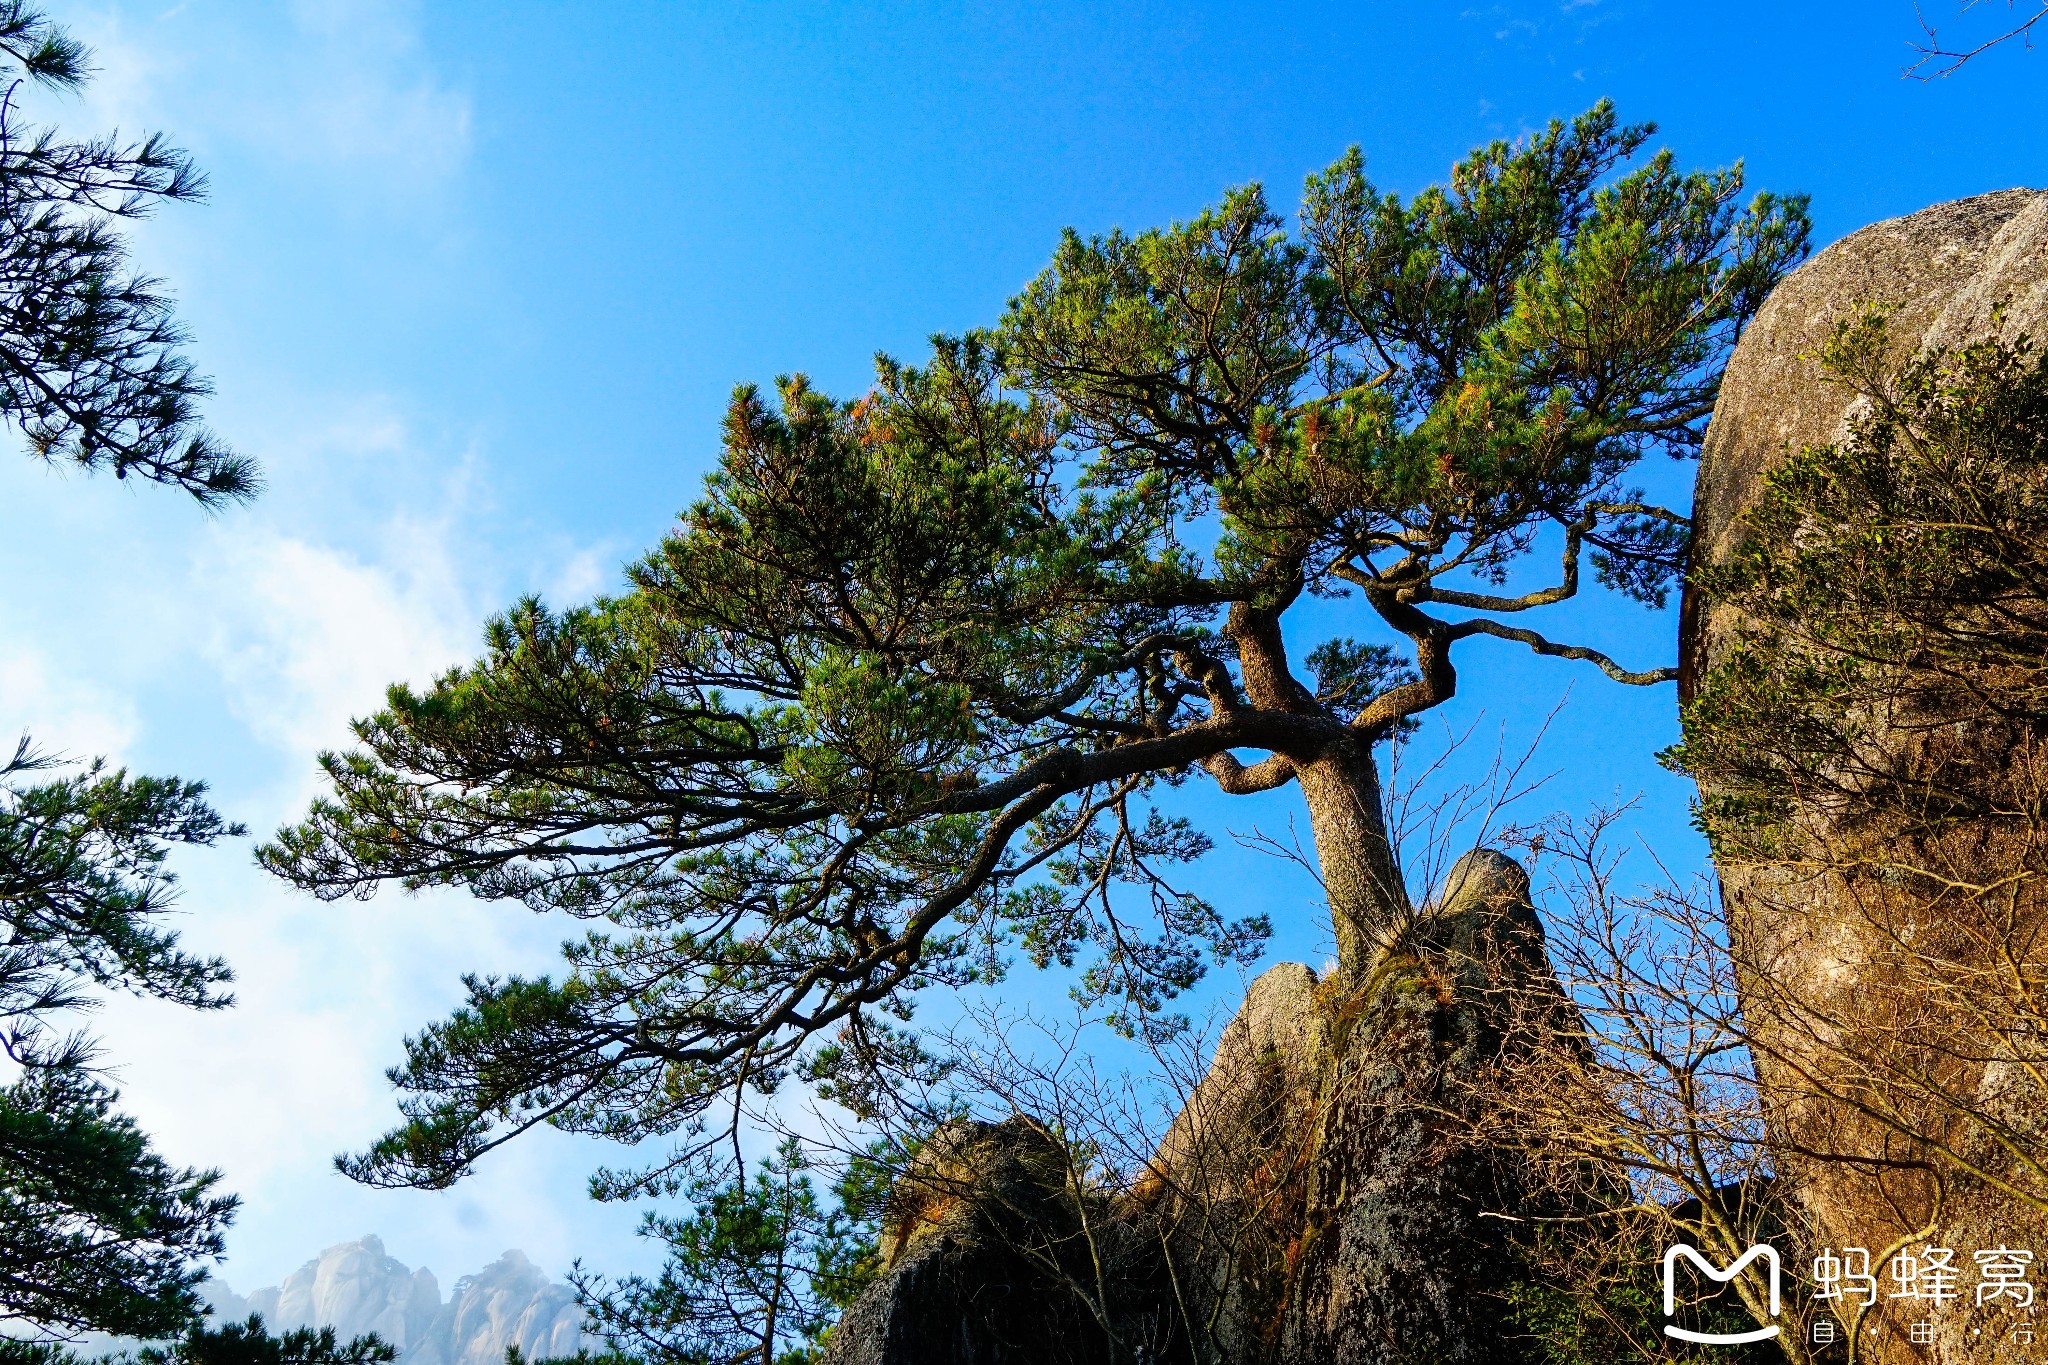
[262,103,1811,1190]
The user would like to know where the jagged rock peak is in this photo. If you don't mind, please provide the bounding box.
[205,1237,587,1365]
[823,847,1579,1365]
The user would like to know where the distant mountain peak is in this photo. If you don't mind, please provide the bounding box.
[206,1238,588,1365]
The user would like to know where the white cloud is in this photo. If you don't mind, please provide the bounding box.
[0,0,638,1298]
[96,944,382,1192]
[92,858,643,1285]
[70,0,472,197]
[273,0,473,183]
[547,542,620,606]
[195,521,477,764]
[0,647,140,766]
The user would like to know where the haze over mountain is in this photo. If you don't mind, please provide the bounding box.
[205,1237,589,1365]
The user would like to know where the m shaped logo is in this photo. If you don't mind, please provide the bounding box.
[1662,1243,1783,1345]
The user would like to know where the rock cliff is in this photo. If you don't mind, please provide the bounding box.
[1686,188,2048,1364]
[206,1237,587,1365]
[822,1117,1181,1365]
[1277,850,1572,1365]
[1686,188,2048,659]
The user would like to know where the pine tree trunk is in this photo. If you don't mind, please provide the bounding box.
[1224,602,1413,979]
[1295,737,1411,978]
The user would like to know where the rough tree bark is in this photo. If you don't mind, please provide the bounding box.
[1217,599,1417,978]
[1295,744,1411,973]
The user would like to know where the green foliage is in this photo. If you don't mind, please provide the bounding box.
[128,1314,395,1365]
[574,1138,882,1365]
[0,1066,236,1340]
[1,738,238,1028]
[503,1346,642,1365]
[1670,311,2048,851]
[1305,638,1419,726]
[0,1343,79,1365]
[261,104,1807,1192]
[0,3,249,1340]
[0,1,254,504]
[0,740,242,1338]
[1003,101,1805,605]
[0,1316,389,1365]
[1504,1221,1781,1365]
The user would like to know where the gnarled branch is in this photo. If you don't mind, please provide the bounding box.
[1449,617,1677,686]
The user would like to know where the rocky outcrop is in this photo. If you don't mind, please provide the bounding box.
[1687,189,2048,1364]
[426,1253,586,1365]
[1134,961,1331,1363]
[206,1238,587,1365]
[1686,188,2048,594]
[823,849,1572,1365]
[225,1237,442,1355]
[821,1117,1182,1365]
[1147,962,1330,1203]
[1278,850,1566,1365]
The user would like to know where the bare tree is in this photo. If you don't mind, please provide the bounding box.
[1907,1,2048,76]
[1442,807,1815,1364]
[1451,795,2048,1364]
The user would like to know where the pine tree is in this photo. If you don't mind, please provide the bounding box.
[0,740,241,1339]
[0,0,254,505]
[572,1138,881,1365]
[0,1313,397,1365]
[260,103,1811,1191]
[132,1314,397,1365]
[0,1,252,1340]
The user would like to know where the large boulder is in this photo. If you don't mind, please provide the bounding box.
[1137,854,1568,1364]
[1688,189,2048,612]
[820,1116,1183,1365]
[1687,189,2048,1363]
[1146,961,1330,1202]
[1137,961,1331,1364]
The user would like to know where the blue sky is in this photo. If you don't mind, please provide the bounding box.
[2,0,2043,1299]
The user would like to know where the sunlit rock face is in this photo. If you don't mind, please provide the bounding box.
[229,1237,442,1354]
[1688,190,2048,1365]
[207,1237,587,1365]
[1277,850,1575,1365]
[1688,189,2048,598]
[422,1251,587,1365]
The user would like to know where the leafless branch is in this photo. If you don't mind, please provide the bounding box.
[1907,1,2048,77]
